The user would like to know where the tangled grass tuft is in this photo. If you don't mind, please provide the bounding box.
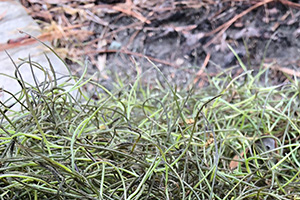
[1,52,300,200]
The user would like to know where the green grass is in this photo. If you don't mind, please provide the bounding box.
[1,51,300,200]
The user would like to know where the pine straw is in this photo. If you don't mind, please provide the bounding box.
[0,53,300,200]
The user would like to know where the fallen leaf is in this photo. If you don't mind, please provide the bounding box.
[264,64,300,77]
[229,148,248,170]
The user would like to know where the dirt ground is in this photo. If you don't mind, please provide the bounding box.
[20,0,300,90]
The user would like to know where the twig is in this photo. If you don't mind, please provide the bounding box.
[279,0,300,9]
[204,0,274,48]
[192,52,211,86]
[83,49,180,68]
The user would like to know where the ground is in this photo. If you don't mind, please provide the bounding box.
[20,0,300,89]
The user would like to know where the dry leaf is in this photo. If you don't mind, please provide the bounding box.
[229,150,247,170]
[264,64,300,77]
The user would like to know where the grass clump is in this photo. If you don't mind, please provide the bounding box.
[1,54,300,200]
